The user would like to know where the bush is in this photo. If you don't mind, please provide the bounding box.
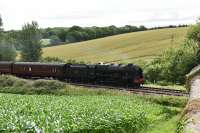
[41,57,89,64]
[66,59,87,64]
[41,57,65,63]
[0,75,128,96]
[33,79,65,90]
[0,75,66,94]
[187,22,200,63]
[0,75,27,87]
[187,24,200,45]
[144,39,198,84]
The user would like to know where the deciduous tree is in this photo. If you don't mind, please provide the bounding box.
[187,19,200,63]
[20,21,42,62]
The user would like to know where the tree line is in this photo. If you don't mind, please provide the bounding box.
[44,25,188,46]
[41,25,148,45]
[148,24,188,30]
[4,25,148,48]
[3,23,188,48]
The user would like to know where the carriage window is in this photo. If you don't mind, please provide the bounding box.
[52,68,57,73]
[29,67,32,71]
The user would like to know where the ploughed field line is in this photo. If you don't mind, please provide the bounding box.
[69,82,189,97]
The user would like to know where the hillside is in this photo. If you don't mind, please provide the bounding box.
[43,27,188,64]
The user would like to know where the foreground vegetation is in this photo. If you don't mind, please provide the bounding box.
[0,75,186,96]
[43,27,188,64]
[0,75,126,96]
[0,75,187,132]
[0,93,186,133]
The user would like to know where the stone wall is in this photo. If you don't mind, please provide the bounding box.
[184,66,200,133]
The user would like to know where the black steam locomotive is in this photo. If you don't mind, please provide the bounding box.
[0,62,144,87]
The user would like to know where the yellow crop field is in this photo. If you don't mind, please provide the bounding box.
[43,27,188,64]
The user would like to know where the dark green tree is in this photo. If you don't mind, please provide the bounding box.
[187,19,200,63]
[85,28,97,39]
[108,25,118,35]
[20,21,42,62]
[57,29,67,42]
[187,24,200,45]
[139,25,147,31]
[0,39,16,61]
[49,35,61,44]
[68,26,83,32]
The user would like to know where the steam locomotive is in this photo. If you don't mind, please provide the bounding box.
[0,62,144,87]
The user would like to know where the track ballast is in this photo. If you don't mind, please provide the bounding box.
[69,82,189,97]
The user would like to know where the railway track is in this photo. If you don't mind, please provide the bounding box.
[69,82,189,97]
[128,87,188,96]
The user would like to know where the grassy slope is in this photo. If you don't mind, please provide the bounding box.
[43,27,188,64]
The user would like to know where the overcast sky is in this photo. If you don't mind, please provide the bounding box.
[0,0,200,30]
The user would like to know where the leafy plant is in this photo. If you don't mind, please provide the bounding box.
[0,94,185,133]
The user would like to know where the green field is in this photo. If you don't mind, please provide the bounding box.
[0,75,187,132]
[43,27,188,64]
[0,93,186,133]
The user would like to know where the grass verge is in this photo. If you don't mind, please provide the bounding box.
[143,84,186,91]
[0,75,128,96]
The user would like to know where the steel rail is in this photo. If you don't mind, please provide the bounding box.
[68,82,189,97]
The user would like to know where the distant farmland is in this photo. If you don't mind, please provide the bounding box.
[43,27,188,64]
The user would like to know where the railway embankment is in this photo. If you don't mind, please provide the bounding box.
[184,65,200,133]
